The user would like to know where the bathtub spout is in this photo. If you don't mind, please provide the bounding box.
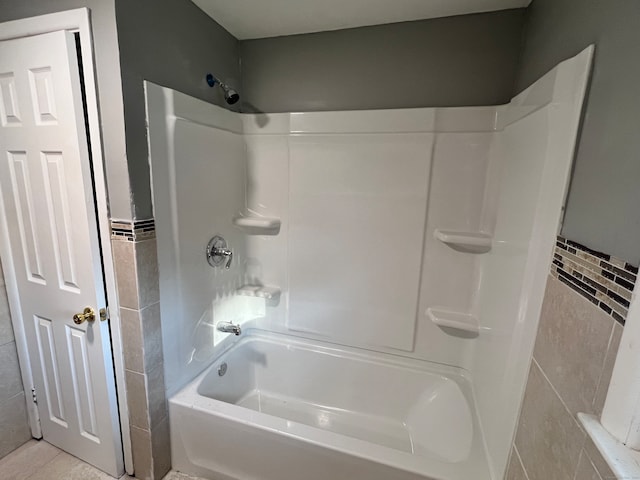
[217,321,241,336]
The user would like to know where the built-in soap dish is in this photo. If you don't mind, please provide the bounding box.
[233,215,281,235]
[426,307,479,335]
[236,285,281,303]
[434,229,492,253]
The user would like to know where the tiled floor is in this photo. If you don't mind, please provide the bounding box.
[0,439,206,480]
[162,473,208,480]
[0,440,116,479]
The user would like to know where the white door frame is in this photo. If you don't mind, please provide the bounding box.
[0,8,132,474]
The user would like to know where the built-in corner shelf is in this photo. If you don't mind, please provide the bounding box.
[434,229,492,253]
[426,308,479,335]
[233,215,281,235]
[236,285,281,303]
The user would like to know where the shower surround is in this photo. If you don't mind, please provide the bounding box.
[145,47,592,480]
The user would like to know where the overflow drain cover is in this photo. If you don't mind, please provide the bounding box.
[218,362,227,377]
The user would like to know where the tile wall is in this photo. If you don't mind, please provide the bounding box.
[506,236,632,480]
[111,220,170,480]
[0,258,31,459]
[553,237,635,326]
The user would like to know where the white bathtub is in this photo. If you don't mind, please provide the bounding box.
[170,332,491,480]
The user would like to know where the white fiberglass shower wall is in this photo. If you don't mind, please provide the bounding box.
[145,46,592,480]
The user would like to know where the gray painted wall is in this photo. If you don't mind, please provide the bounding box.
[0,0,132,220]
[239,10,525,113]
[517,0,640,265]
[115,0,240,220]
[0,0,240,221]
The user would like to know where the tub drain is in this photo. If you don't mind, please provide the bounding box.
[218,362,227,377]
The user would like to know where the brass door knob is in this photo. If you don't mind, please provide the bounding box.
[73,307,96,324]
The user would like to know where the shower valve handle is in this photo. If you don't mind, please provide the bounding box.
[206,235,233,269]
[216,248,233,269]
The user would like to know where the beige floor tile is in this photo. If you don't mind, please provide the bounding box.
[0,440,126,480]
[27,451,114,480]
[162,471,209,480]
[0,440,61,480]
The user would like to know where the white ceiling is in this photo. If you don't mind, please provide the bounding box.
[192,0,532,40]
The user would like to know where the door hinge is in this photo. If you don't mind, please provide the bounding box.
[31,387,37,404]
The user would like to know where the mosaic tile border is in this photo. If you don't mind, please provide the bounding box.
[111,219,155,242]
[552,236,637,325]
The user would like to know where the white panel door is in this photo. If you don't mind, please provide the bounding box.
[0,31,123,476]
